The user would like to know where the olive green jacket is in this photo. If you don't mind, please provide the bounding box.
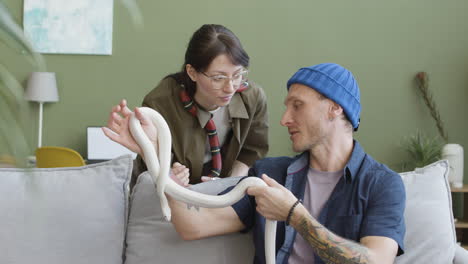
[132,77,269,185]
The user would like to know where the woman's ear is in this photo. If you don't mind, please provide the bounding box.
[186,64,197,82]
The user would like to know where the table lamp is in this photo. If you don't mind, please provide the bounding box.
[25,72,59,148]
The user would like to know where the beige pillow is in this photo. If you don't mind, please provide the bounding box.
[396,160,456,264]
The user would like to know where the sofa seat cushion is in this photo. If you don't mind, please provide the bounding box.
[396,160,456,264]
[0,155,132,264]
[124,173,254,264]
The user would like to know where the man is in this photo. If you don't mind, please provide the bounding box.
[107,63,405,264]
[169,63,405,264]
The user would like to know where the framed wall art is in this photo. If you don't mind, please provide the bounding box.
[23,0,114,55]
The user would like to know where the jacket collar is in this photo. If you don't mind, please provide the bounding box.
[195,92,249,128]
[228,93,249,119]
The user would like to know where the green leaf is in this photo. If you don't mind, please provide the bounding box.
[119,0,144,29]
[0,77,31,167]
[0,2,45,70]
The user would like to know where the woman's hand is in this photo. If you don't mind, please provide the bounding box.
[102,99,157,156]
[170,162,190,187]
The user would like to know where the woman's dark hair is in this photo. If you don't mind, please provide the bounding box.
[167,24,249,97]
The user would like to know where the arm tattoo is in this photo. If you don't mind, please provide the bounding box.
[296,216,371,264]
[186,204,200,211]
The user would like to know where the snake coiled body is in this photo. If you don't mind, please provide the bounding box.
[129,107,276,264]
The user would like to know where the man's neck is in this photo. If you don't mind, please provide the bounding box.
[309,135,354,172]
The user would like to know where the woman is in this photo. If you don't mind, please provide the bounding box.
[104,24,268,188]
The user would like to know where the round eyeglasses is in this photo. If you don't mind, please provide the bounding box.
[201,70,248,90]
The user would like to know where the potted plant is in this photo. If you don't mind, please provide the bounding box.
[401,71,447,171]
[400,131,444,171]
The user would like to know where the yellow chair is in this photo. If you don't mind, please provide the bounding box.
[35,146,86,168]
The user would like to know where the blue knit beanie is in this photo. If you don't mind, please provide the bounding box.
[287,63,361,130]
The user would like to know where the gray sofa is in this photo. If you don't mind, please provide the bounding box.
[1,155,467,264]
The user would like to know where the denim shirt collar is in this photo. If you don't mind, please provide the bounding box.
[344,140,366,183]
[286,140,366,184]
[287,152,309,176]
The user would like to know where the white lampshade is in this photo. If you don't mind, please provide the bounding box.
[25,72,59,148]
[25,72,59,103]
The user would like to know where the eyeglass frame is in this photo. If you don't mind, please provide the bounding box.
[199,69,249,90]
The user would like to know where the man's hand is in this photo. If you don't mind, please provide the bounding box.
[102,99,158,156]
[246,174,298,221]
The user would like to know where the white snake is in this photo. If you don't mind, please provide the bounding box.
[129,107,276,264]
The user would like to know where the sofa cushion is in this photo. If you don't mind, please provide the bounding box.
[0,155,132,264]
[396,160,456,264]
[124,172,254,264]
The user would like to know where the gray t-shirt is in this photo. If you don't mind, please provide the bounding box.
[288,167,343,264]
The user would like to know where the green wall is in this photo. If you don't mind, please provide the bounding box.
[2,0,468,180]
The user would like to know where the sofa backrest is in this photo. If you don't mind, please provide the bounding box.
[0,157,456,264]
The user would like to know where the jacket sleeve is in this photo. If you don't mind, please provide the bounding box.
[131,155,147,189]
[236,85,269,167]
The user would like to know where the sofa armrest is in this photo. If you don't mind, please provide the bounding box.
[454,244,468,264]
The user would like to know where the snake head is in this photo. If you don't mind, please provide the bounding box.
[159,193,172,222]
[161,206,172,222]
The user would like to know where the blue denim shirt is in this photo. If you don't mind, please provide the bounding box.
[231,141,406,264]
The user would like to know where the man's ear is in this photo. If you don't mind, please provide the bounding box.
[328,101,344,120]
[185,64,197,82]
